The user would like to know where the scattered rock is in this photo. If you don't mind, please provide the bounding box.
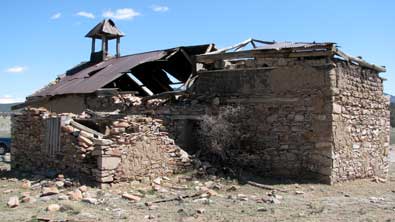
[3,189,13,194]
[237,194,248,201]
[68,189,83,201]
[226,185,239,192]
[55,181,64,188]
[21,192,36,203]
[56,174,65,181]
[206,189,218,197]
[41,186,60,196]
[79,185,88,193]
[7,196,19,208]
[122,193,141,202]
[295,190,305,195]
[257,207,268,212]
[58,194,69,201]
[153,177,162,185]
[21,180,31,189]
[144,214,155,220]
[197,208,206,214]
[47,204,61,212]
[82,197,98,205]
[262,196,281,204]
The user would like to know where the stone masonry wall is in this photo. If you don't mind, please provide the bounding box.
[330,60,390,182]
[11,108,191,186]
[192,57,334,182]
[11,108,98,181]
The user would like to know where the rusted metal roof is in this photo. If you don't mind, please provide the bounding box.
[32,50,167,97]
[31,45,212,97]
[85,19,124,39]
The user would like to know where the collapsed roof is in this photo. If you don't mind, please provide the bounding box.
[31,44,213,98]
[197,38,386,73]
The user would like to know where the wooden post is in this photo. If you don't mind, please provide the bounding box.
[116,37,120,57]
[101,37,106,59]
[91,38,96,54]
[105,39,109,56]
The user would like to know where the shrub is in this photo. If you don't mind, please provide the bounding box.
[197,106,242,161]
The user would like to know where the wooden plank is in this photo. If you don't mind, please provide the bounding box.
[69,120,104,138]
[247,181,288,193]
[196,49,334,64]
[334,49,386,72]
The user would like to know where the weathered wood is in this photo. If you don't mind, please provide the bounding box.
[334,49,386,72]
[205,43,215,53]
[180,48,193,65]
[101,37,106,59]
[147,192,201,204]
[206,38,253,55]
[91,38,96,54]
[196,49,334,64]
[69,120,104,138]
[116,37,120,57]
[247,181,288,193]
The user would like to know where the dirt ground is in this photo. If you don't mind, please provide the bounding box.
[0,147,395,222]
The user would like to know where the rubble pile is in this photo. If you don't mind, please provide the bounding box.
[11,108,192,186]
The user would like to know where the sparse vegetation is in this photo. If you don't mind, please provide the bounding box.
[198,106,242,160]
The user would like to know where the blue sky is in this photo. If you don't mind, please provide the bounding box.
[0,0,394,103]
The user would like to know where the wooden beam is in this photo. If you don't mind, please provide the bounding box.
[91,38,96,54]
[206,38,253,55]
[196,48,334,64]
[101,37,106,60]
[334,48,386,73]
[116,37,120,58]
[69,120,104,138]
[180,48,193,65]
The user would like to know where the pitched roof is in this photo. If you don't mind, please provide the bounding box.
[85,19,124,39]
[30,44,212,97]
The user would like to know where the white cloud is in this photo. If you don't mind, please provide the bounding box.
[51,12,61,20]
[76,11,95,19]
[5,66,27,73]
[103,8,140,20]
[151,5,169,12]
[0,95,23,104]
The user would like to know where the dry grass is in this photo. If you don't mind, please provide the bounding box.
[198,106,242,160]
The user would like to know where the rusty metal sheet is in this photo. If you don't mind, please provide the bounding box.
[32,50,167,97]
[31,44,211,98]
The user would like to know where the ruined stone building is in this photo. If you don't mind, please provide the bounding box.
[11,19,390,185]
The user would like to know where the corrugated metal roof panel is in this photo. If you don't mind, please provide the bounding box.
[32,50,167,97]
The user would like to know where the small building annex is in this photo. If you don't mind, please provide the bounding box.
[11,19,391,185]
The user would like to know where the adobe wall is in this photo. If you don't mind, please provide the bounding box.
[11,108,191,186]
[330,61,390,182]
[192,57,334,182]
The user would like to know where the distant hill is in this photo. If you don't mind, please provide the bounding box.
[0,103,20,113]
